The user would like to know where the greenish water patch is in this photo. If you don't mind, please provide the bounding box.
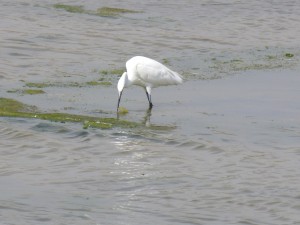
[53,4,141,17]
[96,7,141,17]
[182,47,299,81]
[23,89,45,95]
[285,53,294,58]
[0,98,139,129]
[86,81,112,86]
[212,59,282,72]
[6,89,19,94]
[117,107,129,115]
[25,82,52,88]
[83,121,112,129]
[266,55,277,60]
[100,68,124,75]
[53,4,85,13]
[0,98,36,113]
[24,80,112,89]
[7,89,45,95]
[162,58,170,65]
[208,49,298,78]
[148,125,177,131]
[25,81,83,88]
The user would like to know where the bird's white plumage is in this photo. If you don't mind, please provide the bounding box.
[117,56,183,110]
[126,56,182,88]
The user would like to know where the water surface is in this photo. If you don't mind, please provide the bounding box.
[1,1,300,224]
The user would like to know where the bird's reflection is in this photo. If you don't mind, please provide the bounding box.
[117,108,152,126]
[116,107,177,132]
[142,108,152,127]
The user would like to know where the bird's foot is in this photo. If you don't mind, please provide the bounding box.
[149,102,153,109]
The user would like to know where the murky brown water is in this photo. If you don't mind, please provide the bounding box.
[1,1,300,225]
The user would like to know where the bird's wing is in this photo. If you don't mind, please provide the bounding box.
[136,63,182,87]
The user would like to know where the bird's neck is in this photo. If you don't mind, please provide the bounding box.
[123,73,132,87]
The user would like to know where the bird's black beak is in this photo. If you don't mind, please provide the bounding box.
[117,91,123,112]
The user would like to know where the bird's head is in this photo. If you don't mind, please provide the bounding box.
[117,72,128,111]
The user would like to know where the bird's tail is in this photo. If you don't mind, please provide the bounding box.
[171,70,183,84]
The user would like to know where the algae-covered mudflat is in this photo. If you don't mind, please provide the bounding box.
[0,98,138,129]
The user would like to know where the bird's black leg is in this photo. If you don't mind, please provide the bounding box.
[149,102,153,109]
[145,91,153,109]
[117,91,123,112]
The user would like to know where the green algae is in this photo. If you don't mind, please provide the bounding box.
[100,68,124,75]
[162,58,170,65]
[266,55,277,60]
[96,7,140,17]
[6,89,19,94]
[53,4,85,13]
[0,98,34,113]
[25,81,84,88]
[0,98,139,129]
[83,121,112,129]
[10,84,47,95]
[24,80,112,88]
[229,59,243,63]
[25,82,52,88]
[193,48,300,81]
[53,4,141,17]
[86,81,100,86]
[23,89,45,95]
[117,106,129,115]
[210,52,296,75]
[86,81,112,86]
[285,53,294,58]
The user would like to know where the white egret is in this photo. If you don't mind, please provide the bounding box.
[117,56,183,111]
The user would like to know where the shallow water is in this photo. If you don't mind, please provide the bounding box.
[1,1,300,225]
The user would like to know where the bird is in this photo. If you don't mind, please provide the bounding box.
[117,56,183,111]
